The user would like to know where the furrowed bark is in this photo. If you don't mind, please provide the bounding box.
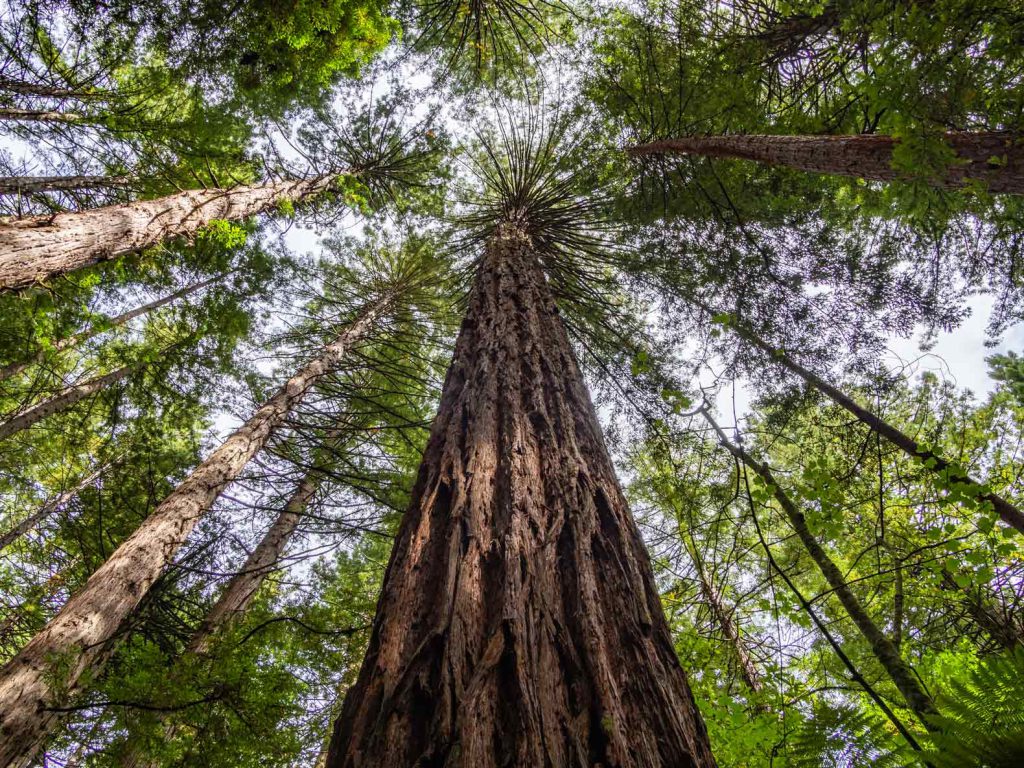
[0,175,132,196]
[0,299,387,766]
[627,132,1024,194]
[718,313,1024,535]
[0,272,224,383]
[327,225,715,768]
[704,413,938,726]
[0,175,337,292]
[0,462,109,550]
[0,363,134,441]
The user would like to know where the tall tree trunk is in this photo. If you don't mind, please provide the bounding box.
[692,557,762,693]
[0,363,134,441]
[0,299,388,766]
[713,311,1024,534]
[0,272,224,383]
[0,77,104,100]
[120,468,322,768]
[0,175,131,196]
[326,225,716,768]
[0,175,337,293]
[627,132,1024,194]
[752,1,843,58]
[0,461,110,550]
[703,412,937,726]
[0,107,84,123]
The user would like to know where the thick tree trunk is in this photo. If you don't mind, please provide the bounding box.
[0,272,224,383]
[0,175,131,196]
[0,107,84,123]
[0,462,109,550]
[0,363,134,441]
[0,300,387,767]
[326,225,715,768]
[717,313,1024,534]
[704,414,937,725]
[627,132,1024,194]
[0,175,336,292]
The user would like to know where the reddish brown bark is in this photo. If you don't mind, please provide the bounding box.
[0,272,224,383]
[0,300,387,767]
[628,132,1024,194]
[0,175,131,196]
[0,176,336,293]
[327,225,715,768]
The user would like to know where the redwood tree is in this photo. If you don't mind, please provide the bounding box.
[627,132,1024,194]
[325,135,716,764]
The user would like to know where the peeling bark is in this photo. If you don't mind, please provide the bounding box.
[0,363,135,441]
[705,416,937,726]
[327,225,715,768]
[0,300,387,766]
[0,176,336,293]
[628,132,1024,195]
[0,272,224,383]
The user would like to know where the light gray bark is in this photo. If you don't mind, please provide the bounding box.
[0,299,387,766]
[0,462,109,550]
[0,273,224,383]
[0,363,134,441]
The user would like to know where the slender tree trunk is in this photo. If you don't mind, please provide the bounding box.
[120,466,324,768]
[627,132,1024,194]
[0,272,224,383]
[714,312,1024,534]
[703,412,937,726]
[0,175,337,292]
[694,565,762,693]
[0,462,109,550]
[0,107,84,123]
[940,570,1022,650]
[0,77,104,100]
[327,225,716,768]
[0,363,134,441]
[0,176,131,196]
[0,299,387,766]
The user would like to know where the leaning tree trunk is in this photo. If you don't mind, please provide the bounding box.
[0,363,135,441]
[0,272,225,383]
[0,175,337,292]
[704,413,937,726]
[0,461,110,550]
[627,132,1024,195]
[120,468,321,768]
[0,299,388,767]
[326,224,716,768]
[0,107,84,123]
[712,310,1024,535]
[0,175,131,196]
[940,569,1022,650]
